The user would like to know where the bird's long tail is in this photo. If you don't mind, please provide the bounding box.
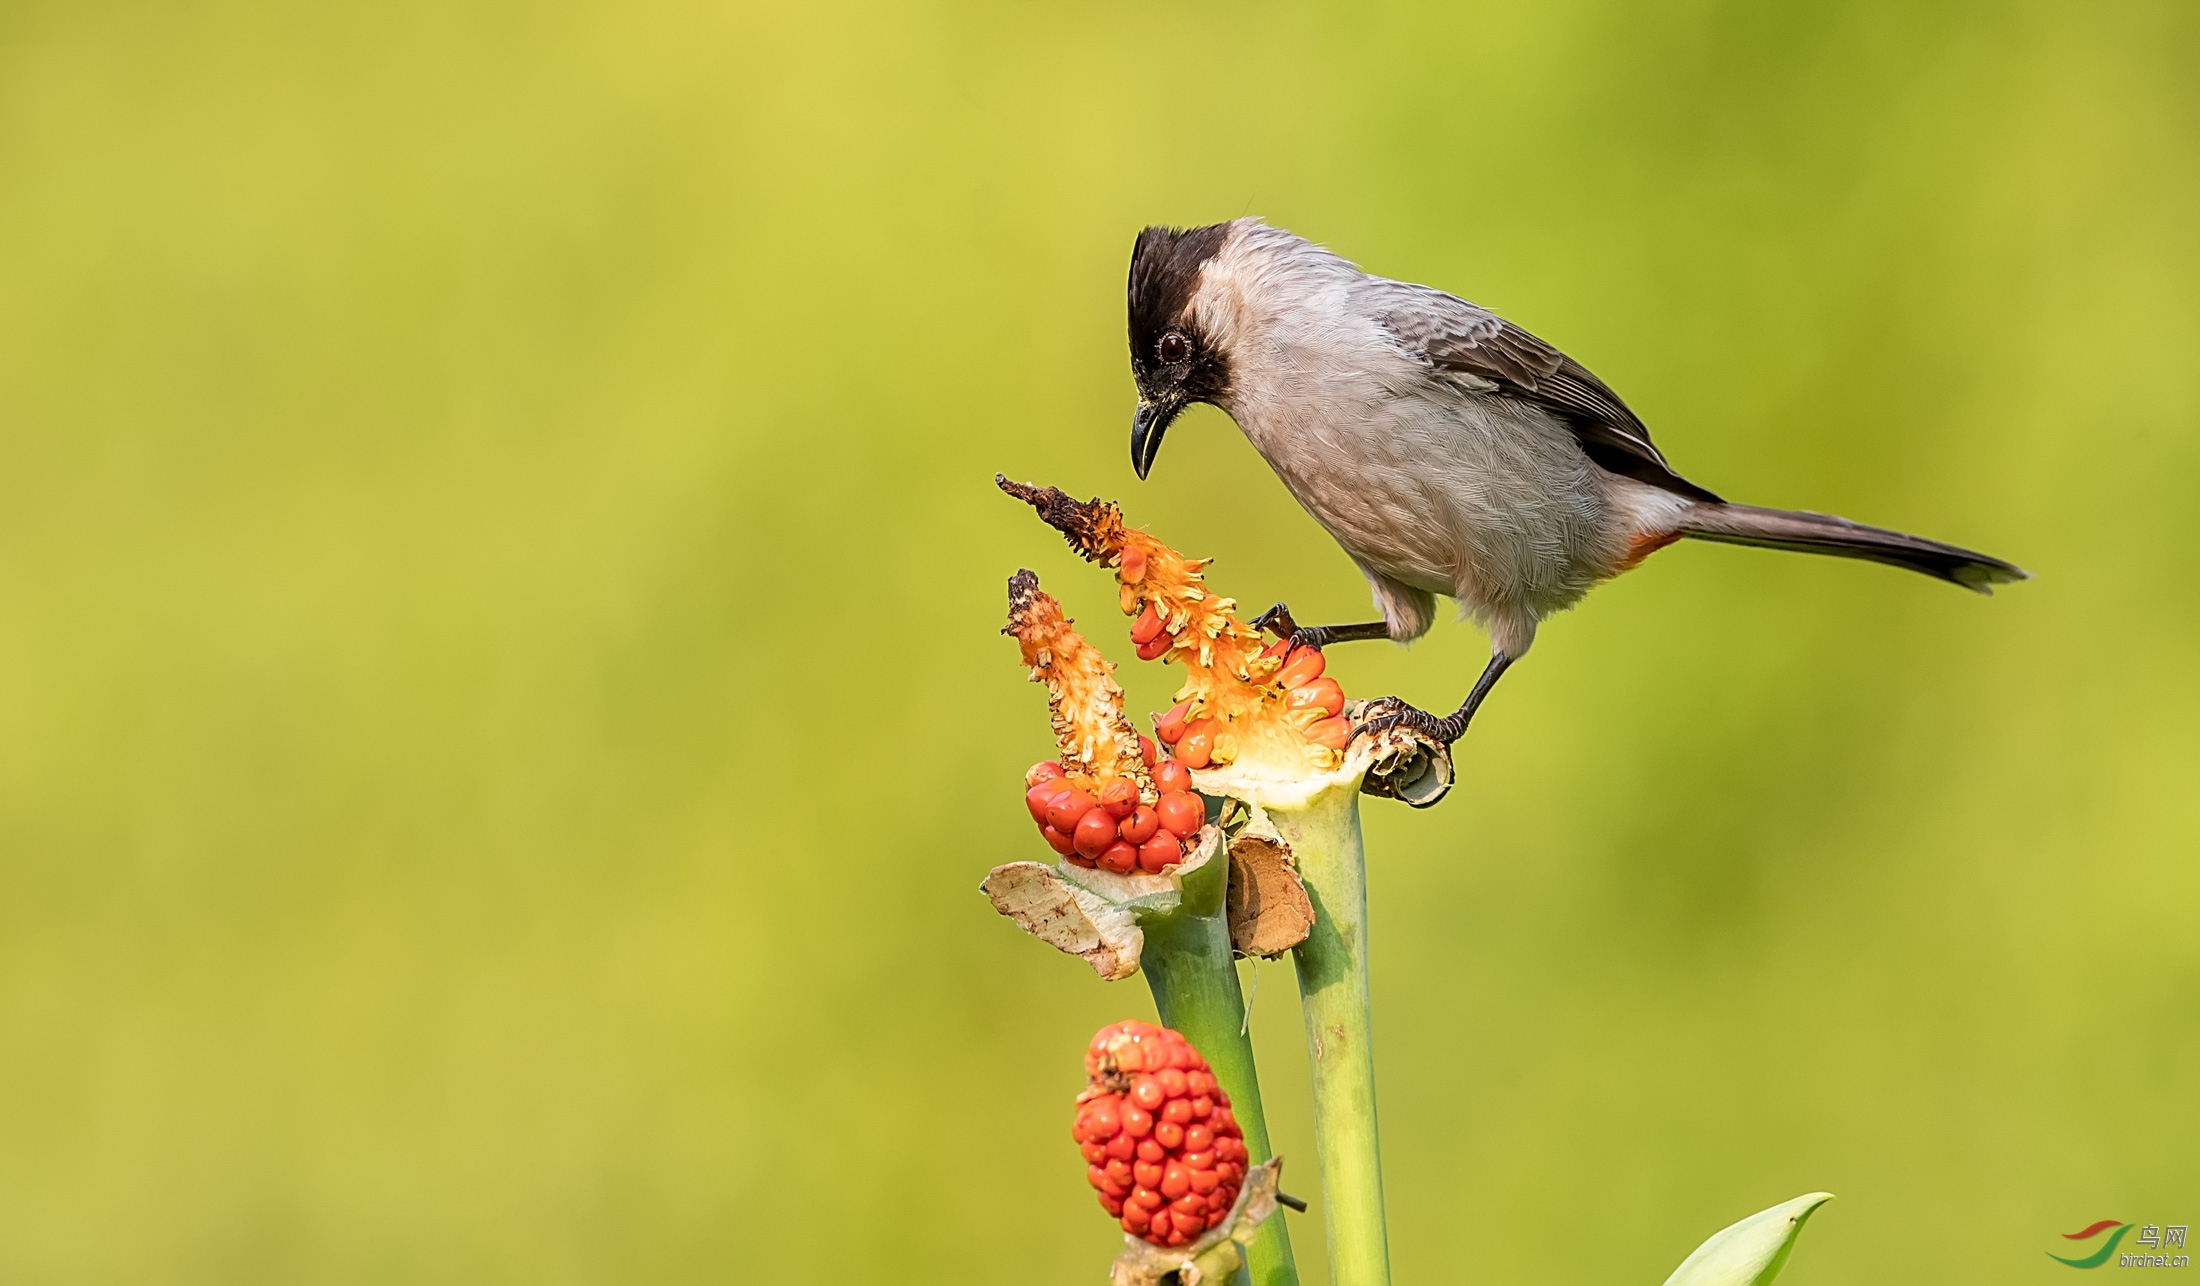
[1677,503,2028,593]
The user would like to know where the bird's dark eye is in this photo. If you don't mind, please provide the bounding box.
[1158,332,1190,364]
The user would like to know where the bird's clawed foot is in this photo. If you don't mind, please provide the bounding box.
[1351,696,1467,748]
[1252,602,1389,654]
[1251,602,1300,640]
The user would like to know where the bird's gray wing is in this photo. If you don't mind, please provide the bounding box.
[1369,280,1720,502]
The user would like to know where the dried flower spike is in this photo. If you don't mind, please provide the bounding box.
[998,477,1352,779]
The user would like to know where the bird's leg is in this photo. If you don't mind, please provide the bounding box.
[1353,653,1516,746]
[1251,602,1394,653]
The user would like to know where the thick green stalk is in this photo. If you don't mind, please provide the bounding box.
[1269,782,1390,1286]
[1140,846,1299,1286]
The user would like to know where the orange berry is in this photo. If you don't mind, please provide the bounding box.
[1130,1076,1166,1111]
[1277,646,1325,688]
[1118,806,1159,846]
[1174,720,1217,768]
[1122,1105,1153,1137]
[1154,792,1204,839]
[1099,779,1140,819]
[1026,781,1061,823]
[1045,789,1097,833]
[1129,603,1164,644]
[1285,676,1345,718]
[1097,841,1138,874]
[1041,825,1077,856]
[1139,735,1158,769]
[1134,1160,1164,1189]
[1136,1138,1164,1163]
[1131,1186,1164,1210]
[1135,633,1173,661]
[1189,1167,1220,1195]
[1156,1067,1187,1096]
[1152,760,1193,794]
[1160,1163,1190,1199]
[1155,1120,1184,1150]
[1074,809,1119,859]
[1118,547,1147,584]
[1259,637,1289,660]
[1153,701,1192,745]
[1161,1098,1192,1126]
[1085,1098,1122,1139]
[1105,1133,1135,1162]
[1026,760,1067,788]
[1184,1123,1212,1152]
[1137,831,1183,874]
[1305,716,1352,750]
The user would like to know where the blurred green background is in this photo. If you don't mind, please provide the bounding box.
[1,0,2194,1281]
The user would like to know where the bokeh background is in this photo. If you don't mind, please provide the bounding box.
[2,0,2195,1281]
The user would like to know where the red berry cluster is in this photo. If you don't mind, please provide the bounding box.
[1073,1021,1249,1246]
[1150,643,1350,767]
[1025,744,1206,875]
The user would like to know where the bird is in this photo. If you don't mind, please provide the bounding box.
[1125,218,2026,745]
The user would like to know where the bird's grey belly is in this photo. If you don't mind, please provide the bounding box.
[1240,392,1613,617]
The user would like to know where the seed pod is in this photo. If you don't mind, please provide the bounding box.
[1076,1021,1246,1247]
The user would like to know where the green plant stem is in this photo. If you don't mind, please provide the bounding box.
[1270,782,1390,1286]
[1140,846,1299,1286]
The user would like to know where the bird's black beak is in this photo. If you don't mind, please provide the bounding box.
[1130,398,1183,480]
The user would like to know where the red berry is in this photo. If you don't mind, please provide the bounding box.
[1085,1097,1122,1139]
[1122,1105,1153,1137]
[1099,779,1139,819]
[1154,792,1204,839]
[1026,760,1067,788]
[1118,807,1159,846]
[1306,716,1352,750]
[1259,637,1289,660]
[1174,720,1217,769]
[1118,547,1147,584]
[1129,603,1164,644]
[1285,676,1345,719]
[1130,1076,1166,1111]
[1152,760,1193,794]
[1136,1138,1164,1163]
[1026,781,1061,823]
[1155,1121,1184,1149]
[1136,633,1172,661]
[1097,841,1139,874]
[1154,701,1192,745]
[1074,809,1119,859]
[1276,647,1324,689]
[1045,788,1097,833]
[1042,825,1077,857]
[1139,735,1158,769]
[1137,831,1183,874]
